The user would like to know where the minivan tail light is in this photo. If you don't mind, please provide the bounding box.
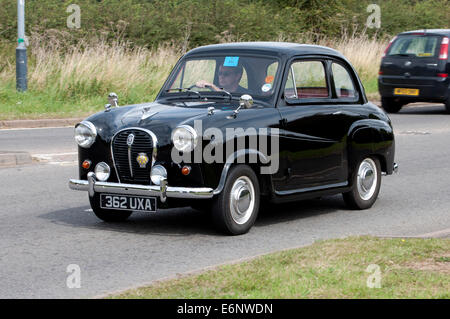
[382,36,397,58]
[439,37,449,60]
[437,73,448,78]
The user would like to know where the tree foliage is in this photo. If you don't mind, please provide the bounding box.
[0,0,448,49]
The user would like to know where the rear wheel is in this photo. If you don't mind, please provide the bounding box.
[212,165,260,235]
[89,194,133,222]
[381,97,403,113]
[343,157,381,210]
[445,98,450,114]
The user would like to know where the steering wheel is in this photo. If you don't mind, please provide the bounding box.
[187,84,215,92]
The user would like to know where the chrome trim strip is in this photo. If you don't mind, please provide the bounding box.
[274,181,348,196]
[128,144,134,178]
[69,176,214,200]
[110,127,158,183]
[213,163,231,195]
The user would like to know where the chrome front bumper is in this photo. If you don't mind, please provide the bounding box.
[69,172,214,202]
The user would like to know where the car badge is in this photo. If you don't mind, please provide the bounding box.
[405,61,412,67]
[127,134,135,146]
[136,153,149,168]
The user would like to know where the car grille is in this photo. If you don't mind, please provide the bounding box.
[112,129,155,185]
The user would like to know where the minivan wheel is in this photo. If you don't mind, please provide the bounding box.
[381,97,403,113]
[445,98,450,114]
[343,157,381,210]
[89,194,133,222]
[212,165,260,235]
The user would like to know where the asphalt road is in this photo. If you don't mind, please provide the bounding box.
[0,103,449,298]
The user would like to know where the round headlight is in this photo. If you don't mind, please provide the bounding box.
[95,162,110,181]
[151,165,167,185]
[74,121,97,148]
[172,125,198,152]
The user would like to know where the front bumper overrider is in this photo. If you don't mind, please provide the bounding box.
[69,172,214,202]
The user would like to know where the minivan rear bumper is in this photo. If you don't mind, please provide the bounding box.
[378,76,449,102]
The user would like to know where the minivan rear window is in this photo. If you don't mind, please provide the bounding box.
[388,35,440,58]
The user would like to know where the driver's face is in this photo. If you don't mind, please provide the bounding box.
[218,66,241,91]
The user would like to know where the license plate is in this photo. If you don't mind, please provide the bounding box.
[394,88,419,96]
[100,194,157,212]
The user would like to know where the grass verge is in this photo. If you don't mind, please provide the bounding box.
[110,236,449,299]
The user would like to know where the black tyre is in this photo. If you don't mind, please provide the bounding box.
[211,165,260,235]
[343,157,381,210]
[381,97,403,113]
[89,194,133,222]
[445,98,450,114]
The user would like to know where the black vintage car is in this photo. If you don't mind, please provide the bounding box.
[69,42,397,235]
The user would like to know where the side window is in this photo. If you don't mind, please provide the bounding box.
[331,63,357,99]
[284,61,329,100]
[238,67,248,89]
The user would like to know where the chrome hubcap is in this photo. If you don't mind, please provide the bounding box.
[357,158,378,200]
[230,176,255,225]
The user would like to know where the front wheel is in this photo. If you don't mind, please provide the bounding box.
[343,157,381,210]
[212,165,260,235]
[89,194,133,222]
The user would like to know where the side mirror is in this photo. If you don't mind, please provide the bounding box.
[108,92,118,107]
[240,94,253,109]
[227,94,254,119]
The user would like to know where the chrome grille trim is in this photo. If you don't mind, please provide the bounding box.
[110,127,158,184]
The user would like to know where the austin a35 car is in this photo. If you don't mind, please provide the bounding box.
[69,42,398,235]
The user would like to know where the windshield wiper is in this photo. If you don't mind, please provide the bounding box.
[389,53,415,57]
[165,87,203,99]
[206,88,233,102]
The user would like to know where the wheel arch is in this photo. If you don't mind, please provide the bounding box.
[347,119,395,178]
[212,149,273,196]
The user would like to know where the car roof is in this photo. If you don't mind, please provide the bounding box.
[398,29,450,36]
[185,42,346,59]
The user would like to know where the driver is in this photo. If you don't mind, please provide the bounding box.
[195,64,247,93]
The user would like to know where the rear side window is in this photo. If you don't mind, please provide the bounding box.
[331,63,357,99]
[388,35,440,57]
[284,61,329,100]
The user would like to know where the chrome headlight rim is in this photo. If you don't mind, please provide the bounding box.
[74,120,97,148]
[150,164,167,185]
[171,125,198,153]
[94,162,110,181]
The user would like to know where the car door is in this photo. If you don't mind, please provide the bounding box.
[272,57,353,193]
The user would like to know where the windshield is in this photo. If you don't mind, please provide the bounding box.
[388,35,440,58]
[161,55,280,102]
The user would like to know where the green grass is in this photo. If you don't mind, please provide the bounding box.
[0,80,160,120]
[110,236,450,299]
